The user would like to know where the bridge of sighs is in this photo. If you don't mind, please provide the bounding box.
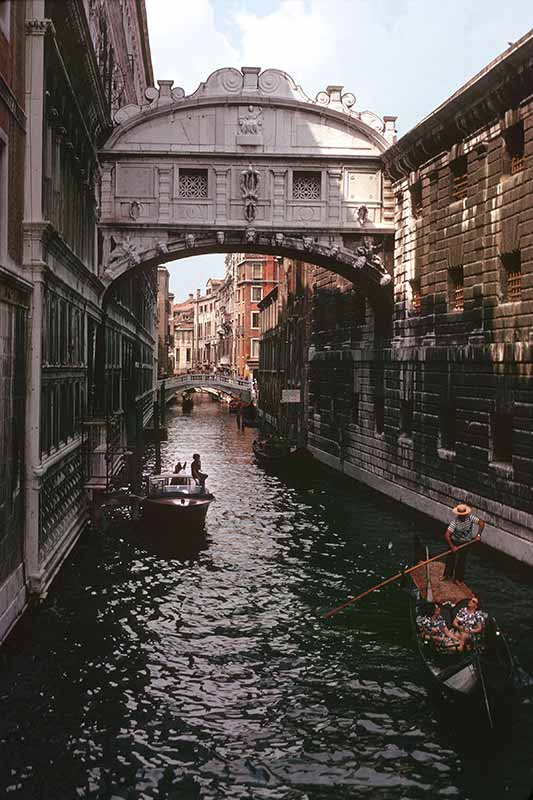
[98,66,397,303]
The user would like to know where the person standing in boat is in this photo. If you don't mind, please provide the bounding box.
[191,453,208,490]
[443,503,484,582]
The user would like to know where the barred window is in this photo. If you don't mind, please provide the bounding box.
[409,278,421,315]
[450,157,467,202]
[440,405,456,452]
[352,392,360,425]
[502,251,521,302]
[178,168,208,198]
[375,395,385,435]
[448,266,464,311]
[492,413,513,464]
[293,171,321,200]
[400,399,413,438]
[504,123,524,175]
[410,182,422,218]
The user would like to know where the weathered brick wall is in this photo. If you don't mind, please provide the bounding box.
[308,86,533,560]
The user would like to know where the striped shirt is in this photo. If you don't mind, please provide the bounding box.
[447,514,480,545]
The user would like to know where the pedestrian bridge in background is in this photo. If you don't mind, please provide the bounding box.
[159,373,253,402]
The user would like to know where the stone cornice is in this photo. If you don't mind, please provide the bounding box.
[135,0,154,89]
[62,0,112,140]
[383,29,533,181]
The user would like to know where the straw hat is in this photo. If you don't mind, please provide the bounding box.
[452,503,472,516]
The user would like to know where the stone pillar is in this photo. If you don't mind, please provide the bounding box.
[327,169,343,224]
[100,164,114,220]
[214,167,229,224]
[24,2,48,223]
[271,169,287,224]
[24,260,45,587]
[158,166,173,224]
[23,2,47,590]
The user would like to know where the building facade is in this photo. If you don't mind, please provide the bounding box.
[233,253,279,378]
[274,32,533,565]
[0,0,29,641]
[172,293,194,373]
[258,258,312,445]
[0,0,156,645]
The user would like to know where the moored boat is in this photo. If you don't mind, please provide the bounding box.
[228,398,240,414]
[409,536,516,725]
[252,437,298,467]
[141,472,214,532]
[182,395,194,412]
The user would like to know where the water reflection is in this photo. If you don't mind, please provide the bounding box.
[0,396,532,800]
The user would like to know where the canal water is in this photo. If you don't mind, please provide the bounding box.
[1,397,532,800]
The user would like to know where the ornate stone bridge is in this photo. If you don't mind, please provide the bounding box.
[159,373,252,402]
[98,67,397,304]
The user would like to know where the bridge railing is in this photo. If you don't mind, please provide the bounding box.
[158,373,252,395]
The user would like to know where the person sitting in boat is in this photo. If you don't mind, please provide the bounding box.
[191,453,208,490]
[453,595,488,642]
[417,602,469,653]
[443,503,484,583]
[173,461,186,473]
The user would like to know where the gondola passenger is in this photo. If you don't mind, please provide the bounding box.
[417,602,469,653]
[453,595,487,642]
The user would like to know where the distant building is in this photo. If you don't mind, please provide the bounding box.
[258,259,312,444]
[233,254,279,378]
[173,294,194,373]
[193,279,222,369]
[157,267,171,376]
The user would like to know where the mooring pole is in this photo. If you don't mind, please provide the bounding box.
[154,399,161,474]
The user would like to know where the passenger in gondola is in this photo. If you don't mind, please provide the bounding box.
[453,595,488,642]
[417,601,469,652]
[173,461,186,473]
[443,503,484,583]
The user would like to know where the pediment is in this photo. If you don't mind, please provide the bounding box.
[104,68,395,156]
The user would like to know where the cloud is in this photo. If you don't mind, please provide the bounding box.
[145,0,239,93]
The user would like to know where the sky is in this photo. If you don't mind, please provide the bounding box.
[145,0,533,301]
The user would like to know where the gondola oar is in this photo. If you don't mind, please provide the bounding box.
[321,538,479,619]
[474,651,494,728]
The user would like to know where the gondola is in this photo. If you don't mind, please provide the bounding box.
[141,472,214,533]
[408,536,516,725]
[252,438,298,467]
[182,395,194,412]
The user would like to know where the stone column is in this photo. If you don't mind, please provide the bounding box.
[327,169,343,224]
[23,2,47,591]
[158,166,173,224]
[214,167,229,225]
[24,259,46,588]
[271,169,287,225]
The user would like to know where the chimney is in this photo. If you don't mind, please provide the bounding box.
[189,293,194,299]
[196,288,201,298]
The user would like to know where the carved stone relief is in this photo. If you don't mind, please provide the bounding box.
[236,105,263,145]
[240,165,260,223]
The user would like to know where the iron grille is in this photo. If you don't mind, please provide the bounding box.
[507,270,521,301]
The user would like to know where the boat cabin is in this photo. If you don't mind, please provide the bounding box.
[146,472,206,498]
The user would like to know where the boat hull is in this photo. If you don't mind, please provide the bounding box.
[142,496,211,533]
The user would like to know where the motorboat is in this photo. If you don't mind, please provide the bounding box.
[142,472,214,532]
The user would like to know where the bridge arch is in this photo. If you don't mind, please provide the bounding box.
[97,66,397,306]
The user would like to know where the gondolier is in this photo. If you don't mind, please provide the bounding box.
[443,503,484,582]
